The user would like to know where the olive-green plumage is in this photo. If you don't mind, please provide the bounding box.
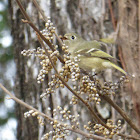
[63,33,127,75]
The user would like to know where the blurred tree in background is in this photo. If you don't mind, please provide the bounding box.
[0,0,16,140]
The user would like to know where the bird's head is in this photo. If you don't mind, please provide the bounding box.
[61,33,84,46]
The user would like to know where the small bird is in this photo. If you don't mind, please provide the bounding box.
[61,33,127,75]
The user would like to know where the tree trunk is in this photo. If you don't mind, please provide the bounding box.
[118,0,140,134]
[9,1,41,139]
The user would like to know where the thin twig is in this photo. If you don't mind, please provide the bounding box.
[0,83,53,121]
[32,0,64,46]
[108,0,116,30]
[118,133,140,140]
[16,0,31,21]
[68,128,110,140]
[118,46,127,73]
[32,0,48,22]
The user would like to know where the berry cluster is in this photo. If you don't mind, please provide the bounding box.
[41,17,56,40]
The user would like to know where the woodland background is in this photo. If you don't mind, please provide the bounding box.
[0,0,140,139]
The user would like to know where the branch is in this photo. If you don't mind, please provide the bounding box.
[68,128,110,140]
[32,0,64,46]
[108,0,116,30]
[118,133,140,140]
[0,83,53,121]
[16,0,31,21]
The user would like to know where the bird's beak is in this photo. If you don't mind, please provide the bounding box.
[59,35,68,41]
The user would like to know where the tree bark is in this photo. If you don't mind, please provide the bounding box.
[118,0,140,130]
[9,1,41,139]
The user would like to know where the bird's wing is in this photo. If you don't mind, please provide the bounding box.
[74,40,101,53]
[90,40,108,52]
[76,48,118,63]
[74,40,111,55]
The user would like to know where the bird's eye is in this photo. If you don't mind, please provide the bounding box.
[71,36,75,40]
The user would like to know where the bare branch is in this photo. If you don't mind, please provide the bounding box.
[108,0,116,30]
[0,83,53,121]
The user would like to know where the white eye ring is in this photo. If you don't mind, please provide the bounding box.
[71,35,75,40]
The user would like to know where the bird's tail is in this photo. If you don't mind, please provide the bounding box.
[110,62,127,75]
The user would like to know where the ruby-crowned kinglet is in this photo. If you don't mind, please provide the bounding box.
[62,33,127,75]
